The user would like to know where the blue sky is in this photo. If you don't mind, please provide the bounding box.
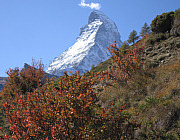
[0,0,179,77]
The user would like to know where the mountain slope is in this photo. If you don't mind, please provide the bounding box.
[89,35,180,139]
[47,10,122,76]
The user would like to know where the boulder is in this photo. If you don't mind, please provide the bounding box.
[170,16,180,37]
[157,53,171,61]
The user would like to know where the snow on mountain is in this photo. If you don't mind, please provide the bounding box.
[46,10,122,76]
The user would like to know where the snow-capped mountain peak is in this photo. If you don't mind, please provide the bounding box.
[46,10,122,76]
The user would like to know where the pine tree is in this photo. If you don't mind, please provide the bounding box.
[120,41,129,51]
[127,30,139,45]
[91,64,95,69]
[140,22,151,36]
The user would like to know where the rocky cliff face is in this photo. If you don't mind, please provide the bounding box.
[46,10,122,76]
[142,37,180,68]
[170,9,180,37]
[170,17,180,37]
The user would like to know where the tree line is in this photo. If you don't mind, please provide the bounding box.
[121,22,151,50]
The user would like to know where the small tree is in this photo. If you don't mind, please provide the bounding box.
[91,64,95,70]
[120,41,129,51]
[140,22,151,37]
[127,30,139,45]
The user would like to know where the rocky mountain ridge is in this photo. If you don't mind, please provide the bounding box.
[46,10,122,76]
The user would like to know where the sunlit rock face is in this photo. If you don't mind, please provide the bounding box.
[47,10,122,76]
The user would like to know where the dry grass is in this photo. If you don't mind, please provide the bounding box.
[97,57,180,139]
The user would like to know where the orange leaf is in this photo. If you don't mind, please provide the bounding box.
[77,94,83,100]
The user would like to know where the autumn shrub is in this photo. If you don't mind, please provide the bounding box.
[1,62,140,139]
[0,60,45,138]
[2,61,45,99]
[107,40,144,84]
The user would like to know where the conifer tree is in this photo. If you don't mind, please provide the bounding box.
[91,64,95,69]
[120,41,129,51]
[127,30,139,45]
[140,22,151,36]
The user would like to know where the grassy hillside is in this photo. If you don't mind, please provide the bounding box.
[96,56,180,139]
[88,34,180,139]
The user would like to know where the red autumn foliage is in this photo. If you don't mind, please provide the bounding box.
[1,42,144,139]
[107,40,144,84]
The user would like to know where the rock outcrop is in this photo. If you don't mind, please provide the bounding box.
[142,37,180,68]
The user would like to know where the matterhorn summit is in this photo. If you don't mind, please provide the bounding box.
[47,10,122,76]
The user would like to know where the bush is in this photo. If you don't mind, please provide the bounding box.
[107,41,144,84]
[151,11,174,33]
[146,32,165,46]
[1,61,140,139]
